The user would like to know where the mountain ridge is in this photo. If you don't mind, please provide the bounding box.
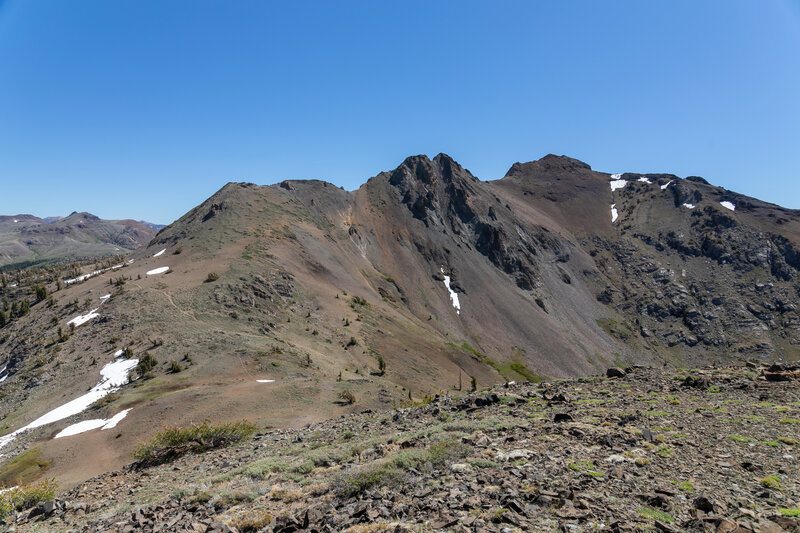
[0,152,799,491]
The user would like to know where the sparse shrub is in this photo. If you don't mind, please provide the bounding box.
[678,481,695,493]
[470,375,477,392]
[168,360,182,373]
[346,336,358,347]
[233,511,273,532]
[205,272,219,283]
[34,285,47,302]
[173,247,183,255]
[338,390,356,404]
[778,437,799,445]
[761,475,781,489]
[123,347,134,358]
[132,421,256,465]
[377,355,386,375]
[136,353,158,378]
[779,508,800,517]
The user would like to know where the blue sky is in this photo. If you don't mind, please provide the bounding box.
[1,1,799,223]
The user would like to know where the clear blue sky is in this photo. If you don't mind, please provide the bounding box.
[1,1,799,224]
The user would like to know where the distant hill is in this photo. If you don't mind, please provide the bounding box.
[0,212,157,269]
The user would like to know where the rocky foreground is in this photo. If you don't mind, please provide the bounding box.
[7,364,800,532]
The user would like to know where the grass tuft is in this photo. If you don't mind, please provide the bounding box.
[132,421,256,465]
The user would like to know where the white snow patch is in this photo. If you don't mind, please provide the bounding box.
[111,264,123,270]
[256,379,275,383]
[0,358,138,449]
[127,259,135,264]
[609,179,627,191]
[13,220,17,223]
[9,283,17,288]
[100,294,111,301]
[660,180,673,190]
[146,266,169,275]
[440,267,461,315]
[0,485,18,494]
[682,203,695,209]
[113,349,124,357]
[54,409,132,438]
[720,201,736,211]
[611,204,619,223]
[153,249,166,257]
[638,177,652,184]
[67,308,100,327]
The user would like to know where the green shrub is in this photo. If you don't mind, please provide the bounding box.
[779,508,800,517]
[334,464,401,497]
[637,507,674,523]
[205,272,219,282]
[761,475,781,489]
[132,421,256,465]
[0,479,57,519]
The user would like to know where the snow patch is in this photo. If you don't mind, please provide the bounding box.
[440,267,461,315]
[146,266,169,275]
[609,179,627,191]
[113,349,124,357]
[54,409,132,438]
[611,204,619,223]
[0,358,138,449]
[153,249,166,257]
[256,379,275,383]
[720,201,736,211]
[682,203,695,209]
[67,308,100,327]
[660,180,673,190]
[638,177,652,184]
[127,259,135,264]
[100,294,111,301]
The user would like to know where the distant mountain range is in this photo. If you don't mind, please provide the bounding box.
[0,212,160,269]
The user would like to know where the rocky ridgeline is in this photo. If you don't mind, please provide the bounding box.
[5,363,800,533]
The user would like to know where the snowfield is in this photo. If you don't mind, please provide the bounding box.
[609,179,627,191]
[611,204,619,223]
[67,308,100,327]
[720,201,736,211]
[146,266,170,275]
[55,409,132,438]
[0,358,139,449]
[153,249,166,257]
[440,267,461,314]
